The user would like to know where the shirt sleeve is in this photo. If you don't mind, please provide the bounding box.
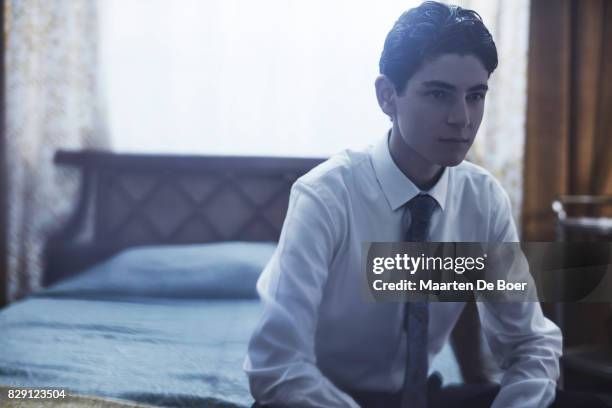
[479,183,562,408]
[243,181,360,408]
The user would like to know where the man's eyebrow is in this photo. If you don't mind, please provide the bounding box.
[422,81,456,90]
[468,84,489,92]
[421,81,489,92]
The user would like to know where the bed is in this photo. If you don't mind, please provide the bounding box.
[0,150,462,407]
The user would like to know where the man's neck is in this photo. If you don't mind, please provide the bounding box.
[388,127,444,191]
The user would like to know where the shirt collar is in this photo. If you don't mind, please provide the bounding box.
[371,132,449,212]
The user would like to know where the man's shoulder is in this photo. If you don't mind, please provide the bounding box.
[454,159,494,179]
[296,147,372,196]
[453,160,512,210]
[455,160,499,186]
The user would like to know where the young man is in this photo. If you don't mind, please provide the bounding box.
[245,2,563,407]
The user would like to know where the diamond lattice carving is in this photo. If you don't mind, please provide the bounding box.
[87,158,317,246]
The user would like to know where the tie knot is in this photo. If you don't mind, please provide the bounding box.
[403,194,437,242]
[406,194,437,216]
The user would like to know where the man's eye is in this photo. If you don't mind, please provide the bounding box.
[467,93,485,102]
[426,90,449,100]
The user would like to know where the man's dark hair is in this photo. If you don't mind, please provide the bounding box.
[379,1,498,94]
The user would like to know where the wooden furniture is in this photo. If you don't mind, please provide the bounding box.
[552,196,612,241]
[562,345,612,395]
[552,196,612,394]
[44,150,324,286]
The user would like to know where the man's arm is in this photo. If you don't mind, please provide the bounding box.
[478,301,562,408]
[478,184,562,408]
[244,181,360,407]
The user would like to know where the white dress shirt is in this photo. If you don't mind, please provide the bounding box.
[244,135,562,408]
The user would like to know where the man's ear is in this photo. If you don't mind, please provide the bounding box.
[375,75,397,119]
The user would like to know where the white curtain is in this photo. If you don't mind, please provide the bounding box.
[4,0,108,301]
[101,0,529,225]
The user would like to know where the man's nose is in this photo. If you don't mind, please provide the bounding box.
[446,99,471,129]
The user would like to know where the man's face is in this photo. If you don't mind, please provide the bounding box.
[392,54,489,167]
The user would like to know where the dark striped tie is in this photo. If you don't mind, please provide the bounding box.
[401,194,437,408]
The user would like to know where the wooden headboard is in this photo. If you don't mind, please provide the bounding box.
[44,150,324,286]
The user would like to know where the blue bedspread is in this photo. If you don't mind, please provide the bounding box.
[0,296,260,407]
[0,295,462,407]
[0,242,461,407]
